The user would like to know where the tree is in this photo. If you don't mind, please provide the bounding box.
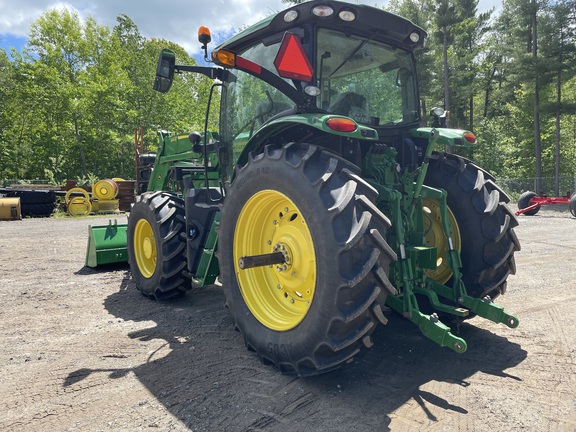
[387,0,435,122]
[0,9,216,183]
[539,0,576,194]
[494,0,549,192]
[0,49,14,179]
[450,0,492,130]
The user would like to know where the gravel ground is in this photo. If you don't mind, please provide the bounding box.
[0,207,575,432]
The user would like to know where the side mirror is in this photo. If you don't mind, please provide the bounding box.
[153,49,175,93]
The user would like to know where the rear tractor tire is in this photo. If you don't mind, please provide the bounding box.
[127,191,189,300]
[424,152,520,303]
[517,191,540,216]
[218,143,397,376]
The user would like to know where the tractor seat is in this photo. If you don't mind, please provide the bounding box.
[329,92,368,122]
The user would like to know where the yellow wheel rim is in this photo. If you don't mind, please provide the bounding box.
[68,197,92,216]
[423,198,461,284]
[65,187,90,205]
[134,219,156,278]
[93,179,118,200]
[234,190,316,331]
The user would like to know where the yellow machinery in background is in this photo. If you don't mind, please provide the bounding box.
[66,179,122,216]
[0,197,21,220]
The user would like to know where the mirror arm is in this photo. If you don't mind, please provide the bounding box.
[174,65,224,80]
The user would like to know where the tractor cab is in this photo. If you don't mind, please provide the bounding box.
[213,6,423,122]
[210,1,425,166]
[155,1,426,176]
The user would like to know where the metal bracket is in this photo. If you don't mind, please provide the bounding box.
[426,278,519,328]
[192,212,221,287]
[386,294,467,353]
[413,286,469,317]
[459,293,520,328]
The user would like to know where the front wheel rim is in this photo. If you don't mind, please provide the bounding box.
[134,219,157,278]
[234,190,316,331]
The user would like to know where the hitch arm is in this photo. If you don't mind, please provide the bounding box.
[386,294,467,353]
[459,293,520,328]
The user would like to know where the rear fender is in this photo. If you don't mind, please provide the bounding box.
[236,113,378,168]
[411,127,477,148]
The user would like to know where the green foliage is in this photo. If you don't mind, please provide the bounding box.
[387,0,576,182]
[1,1,575,185]
[0,8,216,183]
[76,172,99,187]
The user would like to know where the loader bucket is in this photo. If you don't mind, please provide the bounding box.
[85,219,128,267]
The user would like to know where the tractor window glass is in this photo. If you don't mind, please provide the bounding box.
[222,41,295,160]
[317,28,419,127]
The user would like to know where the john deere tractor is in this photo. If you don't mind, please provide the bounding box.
[127,0,520,376]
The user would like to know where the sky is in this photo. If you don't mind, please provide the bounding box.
[0,0,502,60]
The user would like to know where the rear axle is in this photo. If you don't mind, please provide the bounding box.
[238,252,286,269]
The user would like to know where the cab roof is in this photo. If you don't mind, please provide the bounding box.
[216,0,427,54]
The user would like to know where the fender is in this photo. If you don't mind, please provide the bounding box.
[236,113,379,167]
[411,127,477,148]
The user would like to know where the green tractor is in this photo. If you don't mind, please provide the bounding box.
[127,0,520,376]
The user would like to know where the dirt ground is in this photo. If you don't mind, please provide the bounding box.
[0,207,575,432]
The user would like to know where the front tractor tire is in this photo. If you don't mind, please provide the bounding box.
[127,191,189,300]
[424,153,521,302]
[219,143,397,376]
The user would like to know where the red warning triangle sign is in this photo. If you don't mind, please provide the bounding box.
[274,33,314,82]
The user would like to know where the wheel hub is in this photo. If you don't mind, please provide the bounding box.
[273,243,292,272]
[143,237,153,259]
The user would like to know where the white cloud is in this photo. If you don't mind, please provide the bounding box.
[0,1,49,35]
[0,0,502,56]
[0,0,388,55]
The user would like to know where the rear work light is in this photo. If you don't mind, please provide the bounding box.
[409,32,420,43]
[284,10,298,22]
[312,5,334,17]
[338,10,356,21]
[326,117,357,132]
